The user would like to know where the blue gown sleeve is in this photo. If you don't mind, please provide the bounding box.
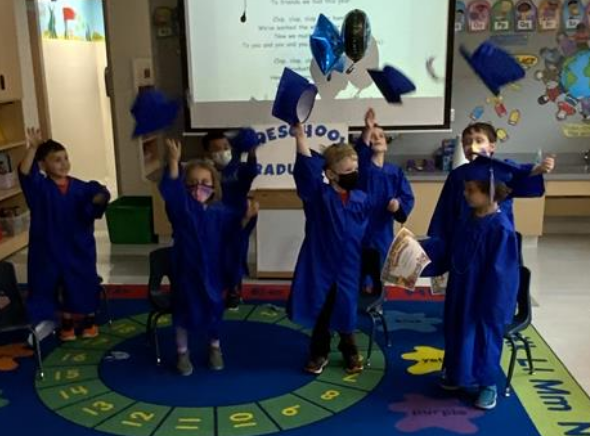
[18,161,44,208]
[427,170,460,239]
[159,167,193,224]
[419,236,450,277]
[81,181,111,221]
[354,137,372,173]
[480,226,520,324]
[293,151,325,202]
[506,161,545,198]
[393,169,415,223]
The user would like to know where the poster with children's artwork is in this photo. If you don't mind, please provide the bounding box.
[251,124,348,190]
[468,0,492,32]
[456,1,467,32]
[38,0,105,41]
[538,0,561,31]
[515,0,537,32]
[491,0,515,33]
[563,0,584,31]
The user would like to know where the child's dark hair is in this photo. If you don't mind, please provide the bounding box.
[472,181,512,203]
[202,130,227,152]
[35,140,66,162]
[462,122,497,144]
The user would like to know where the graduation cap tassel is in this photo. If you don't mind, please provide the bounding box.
[489,164,495,205]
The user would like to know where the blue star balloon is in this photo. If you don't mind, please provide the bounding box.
[310,14,345,77]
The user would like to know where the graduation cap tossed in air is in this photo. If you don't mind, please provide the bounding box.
[272,67,318,125]
[460,41,525,96]
[367,66,416,104]
[131,89,179,137]
[229,127,261,153]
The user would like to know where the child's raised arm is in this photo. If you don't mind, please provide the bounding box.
[166,138,182,179]
[361,108,376,146]
[530,155,555,176]
[242,197,259,229]
[19,128,43,176]
[294,123,311,157]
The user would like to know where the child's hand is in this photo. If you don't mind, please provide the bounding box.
[92,192,108,206]
[26,127,43,149]
[166,139,182,163]
[291,123,305,140]
[364,108,377,129]
[0,295,10,310]
[387,198,400,213]
[246,198,260,220]
[539,156,555,173]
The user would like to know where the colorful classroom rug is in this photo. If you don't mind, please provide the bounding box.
[1,285,589,436]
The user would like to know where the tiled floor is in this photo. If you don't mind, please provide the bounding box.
[7,228,590,396]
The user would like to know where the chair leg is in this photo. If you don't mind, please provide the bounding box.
[29,327,44,380]
[366,313,377,367]
[376,309,392,347]
[517,333,535,375]
[504,336,518,397]
[146,312,156,346]
[153,313,165,366]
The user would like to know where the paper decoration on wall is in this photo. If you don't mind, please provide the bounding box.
[562,122,590,136]
[508,109,522,125]
[538,0,561,31]
[456,1,467,32]
[586,2,590,26]
[467,0,491,32]
[514,54,539,69]
[491,0,514,33]
[573,22,590,47]
[496,128,509,141]
[563,0,584,31]
[152,7,178,38]
[515,0,537,31]
[470,105,485,120]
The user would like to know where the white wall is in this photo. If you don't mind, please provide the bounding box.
[104,0,153,196]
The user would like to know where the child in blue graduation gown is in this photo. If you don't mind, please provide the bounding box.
[355,108,414,295]
[203,131,258,310]
[288,124,370,375]
[159,139,258,376]
[421,156,523,410]
[429,122,554,242]
[19,129,110,341]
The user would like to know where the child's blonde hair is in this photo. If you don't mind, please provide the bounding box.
[322,143,358,171]
[184,159,223,203]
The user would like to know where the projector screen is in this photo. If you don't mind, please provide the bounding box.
[183,0,455,131]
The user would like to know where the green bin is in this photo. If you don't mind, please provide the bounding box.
[106,196,156,244]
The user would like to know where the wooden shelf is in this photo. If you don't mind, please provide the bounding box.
[0,186,22,202]
[0,140,25,152]
[0,230,28,260]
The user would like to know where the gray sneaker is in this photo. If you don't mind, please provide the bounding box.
[177,352,193,376]
[209,346,224,371]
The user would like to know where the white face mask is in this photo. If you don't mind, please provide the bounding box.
[211,150,232,168]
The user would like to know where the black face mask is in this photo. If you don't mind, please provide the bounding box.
[336,171,359,191]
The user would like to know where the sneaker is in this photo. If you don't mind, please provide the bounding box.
[225,292,241,311]
[475,385,497,410]
[177,352,194,376]
[59,328,76,342]
[439,376,460,391]
[81,324,99,339]
[209,346,224,371]
[304,356,329,375]
[344,354,364,374]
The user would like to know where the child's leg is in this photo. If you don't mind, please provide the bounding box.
[208,322,224,370]
[175,326,193,376]
[304,286,337,374]
[338,332,363,374]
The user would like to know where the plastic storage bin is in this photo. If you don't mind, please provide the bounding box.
[105,196,156,244]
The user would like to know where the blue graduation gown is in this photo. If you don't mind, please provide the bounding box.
[428,160,544,241]
[19,162,110,323]
[355,139,415,267]
[220,152,258,289]
[159,169,242,335]
[422,210,520,387]
[287,152,370,333]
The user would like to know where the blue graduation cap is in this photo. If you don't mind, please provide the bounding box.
[460,41,525,96]
[367,66,416,104]
[272,67,318,125]
[229,127,261,153]
[131,89,179,137]
[464,154,528,184]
